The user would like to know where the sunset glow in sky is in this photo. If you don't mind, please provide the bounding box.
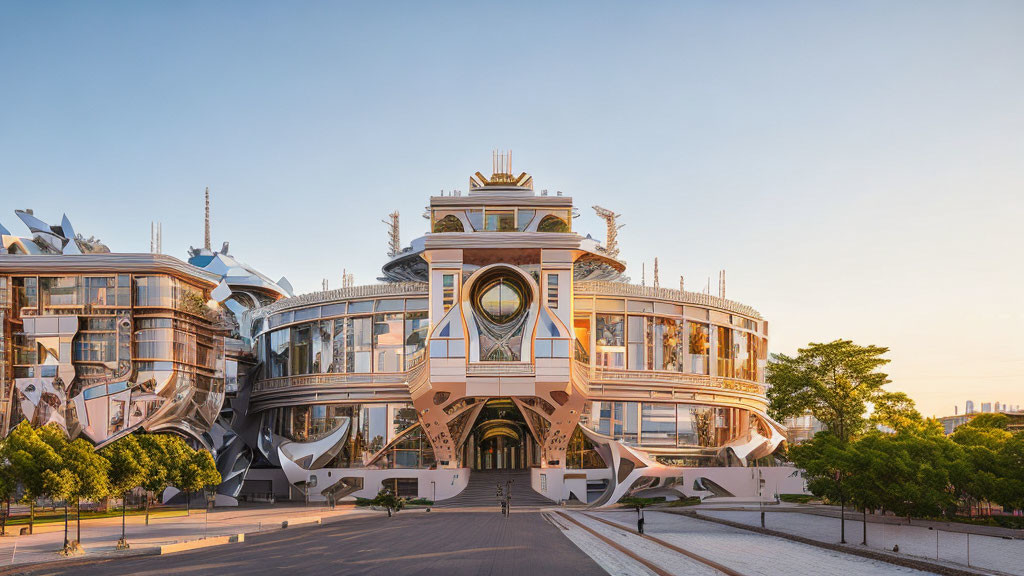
[2,1,1022,417]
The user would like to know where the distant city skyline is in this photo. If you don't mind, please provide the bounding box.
[2,1,1022,418]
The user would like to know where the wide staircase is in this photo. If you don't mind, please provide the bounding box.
[436,469,554,509]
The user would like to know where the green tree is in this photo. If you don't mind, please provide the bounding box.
[0,434,18,536]
[177,448,222,514]
[102,434,150,549]
[4,422,60,535]
[868,391,923,432]
[41,467,78,553]
[952,416,1013,515]
[40,428,110,547]
[998,432,1024,512]
[370,488,404,517]
[844,434,887,544]
[963,413,1010,431]
[767,340,891,442]
[138,434,173,523]
[788,432,856,542]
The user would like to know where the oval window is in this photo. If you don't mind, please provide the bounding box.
[477,278,524,324]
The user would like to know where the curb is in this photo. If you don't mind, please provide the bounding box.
[159,533,244,555]
[279,516,321,529]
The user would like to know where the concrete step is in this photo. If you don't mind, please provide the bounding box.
[436,470,553,508]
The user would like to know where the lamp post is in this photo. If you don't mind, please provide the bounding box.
[758,468,765,528]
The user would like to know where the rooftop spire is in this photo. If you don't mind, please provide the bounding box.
[592,205,623,259]
[204,187,211,251]
[384,211,400,257]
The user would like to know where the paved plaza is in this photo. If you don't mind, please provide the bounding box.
[699,509,1024,576]
[6,504,1024,575]
[579,510,939,576]
[3,509,606,576]
[0,504,370,569]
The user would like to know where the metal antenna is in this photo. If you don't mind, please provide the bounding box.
[654,258,660,289]
[204,187,211,251]
[383,211,400,257]
[592,206,623,259]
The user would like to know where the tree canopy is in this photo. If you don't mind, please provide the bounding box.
[768,339,891,442]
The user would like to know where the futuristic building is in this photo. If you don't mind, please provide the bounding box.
[0,205,290,504]
[1,158,799,506]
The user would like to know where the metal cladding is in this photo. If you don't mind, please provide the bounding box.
[0,208,286,473]
[1,161,793,508]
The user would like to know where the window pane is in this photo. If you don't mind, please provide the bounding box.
[689,323,709,374]
[594,314,625,368]
[627,316,646,370]
[641,403,676,446]
[404,312,428,370]
[373,313,404,372]
[348,317,372,373]
[717,326,733,378]
[484,210,515,231]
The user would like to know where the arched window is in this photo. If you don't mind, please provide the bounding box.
[537,214,570,233]
[432,215,464,233]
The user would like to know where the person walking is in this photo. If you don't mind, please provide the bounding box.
[636,505,645,535]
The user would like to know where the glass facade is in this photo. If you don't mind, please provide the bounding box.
[588,401,750,450]
[260,303,429,378]
[267,402,430,468]
[580,303,761,383]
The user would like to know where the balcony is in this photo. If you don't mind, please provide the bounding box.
[574,361,766,397]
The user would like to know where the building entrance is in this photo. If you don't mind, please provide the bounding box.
[464,399,539,471]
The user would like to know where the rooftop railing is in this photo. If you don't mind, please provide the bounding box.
[574,280,762,319]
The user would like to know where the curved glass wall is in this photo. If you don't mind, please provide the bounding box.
[266,402,430,469]
[258,302,428,378]
[576,297,766,383]
[585,401,759,451]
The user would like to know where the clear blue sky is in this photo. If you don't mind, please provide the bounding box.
[2,1,1022,417]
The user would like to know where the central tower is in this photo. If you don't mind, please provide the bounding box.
[406,155,622,470]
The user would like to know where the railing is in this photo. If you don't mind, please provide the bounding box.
[252,281,428,319]
[574,280,763,319]
[252,367,420,394]
[465,363,535,377]
[576,360,766,396]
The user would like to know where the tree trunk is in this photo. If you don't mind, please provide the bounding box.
[76,499,81,544]
[840,497,847,544]
[145,493,150,526]
[63,503,69,551]
[862,508,867,545]
[1,496,7,536]
[122,492,127,541]
[29,501,35,535]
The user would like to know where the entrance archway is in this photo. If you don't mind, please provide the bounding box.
[463,399,539,470]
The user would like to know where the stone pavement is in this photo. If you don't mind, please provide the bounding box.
[698,509,1023,576]
[0,503,373,569]
[587,509,939,576]
[553,511,721,576]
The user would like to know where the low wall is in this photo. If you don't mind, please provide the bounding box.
[533,465,807,506]
[294,468,470,503]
